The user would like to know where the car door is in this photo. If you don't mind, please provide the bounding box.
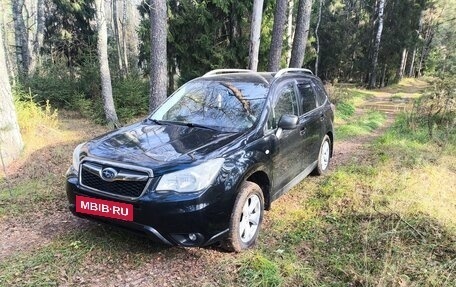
[268,81,303,192]
[296,80,322,169]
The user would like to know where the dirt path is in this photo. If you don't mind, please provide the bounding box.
[0,83,425,285]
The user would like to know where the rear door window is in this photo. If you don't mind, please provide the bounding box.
[297,82,317,114]
[312,80,328,106]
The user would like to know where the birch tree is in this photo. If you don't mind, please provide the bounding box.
[289,0,313,68]
[368,0,385,89]
[314,0,323,76]
[268,0,287,71]
[149,0,167,112]
[0,24,23,167]
[112,0,125,76]
[286,0,294,66]
[248,0,264,71]
[95,0,120,128]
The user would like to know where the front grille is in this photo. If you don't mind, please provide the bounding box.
[80,160,152,199]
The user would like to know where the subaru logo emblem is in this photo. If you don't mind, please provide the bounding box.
[100,167,118,182]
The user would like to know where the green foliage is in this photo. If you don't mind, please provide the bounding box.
[405,76,456,146]
[13,88,59,134]
[139,0,275,86]
[73,74,149,124]
[45,0,96,67]
[314,0,430,84]
[23,54,148,124]
[426,0,456,76]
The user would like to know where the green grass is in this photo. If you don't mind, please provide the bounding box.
[234,106,455,286]
[336,110,386,140]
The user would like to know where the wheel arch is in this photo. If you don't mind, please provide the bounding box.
[326,131,334,157]
[245,170,271,210]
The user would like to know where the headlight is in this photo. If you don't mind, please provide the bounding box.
[71,142,86,173]
[156,158,225,193]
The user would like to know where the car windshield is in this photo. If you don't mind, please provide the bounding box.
[150,80,268,132]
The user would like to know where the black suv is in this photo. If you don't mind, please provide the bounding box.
[66,68,334,251]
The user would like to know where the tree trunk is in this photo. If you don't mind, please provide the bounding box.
[248,0,264,71]
[149,0,168,112]
[268,0,287,72]
[95,0,120,128]
[289,0,313,68]
[408,47,416,77]
[0,25,23,167]
[368,0,385,89]
[12,0,30,76]
[417,27,434,77]
[314,0,323,76]
[121,0,129,75]
[1,1,14,81]
[286,0,294,66]
[112,0,125,76]
[33,0,46,70]
[397,48,407,80]
[381,64,387,87]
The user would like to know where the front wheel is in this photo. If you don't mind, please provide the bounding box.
[224,181,264,252]
[312,135,331,175]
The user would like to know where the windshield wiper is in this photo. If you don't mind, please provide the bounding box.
[147,118,165,125]
[148,119,222,132]
[182,122,220,131]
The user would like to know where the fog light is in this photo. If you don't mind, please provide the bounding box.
[188,233,197,241]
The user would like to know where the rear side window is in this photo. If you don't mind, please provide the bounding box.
[297,82,317,114]
[312,80,328,106]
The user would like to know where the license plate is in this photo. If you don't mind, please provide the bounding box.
[76,195,133,221]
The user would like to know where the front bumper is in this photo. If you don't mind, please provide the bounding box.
[66,176,233,247]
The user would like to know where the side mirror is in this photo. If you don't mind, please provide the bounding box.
[278,114,298,130]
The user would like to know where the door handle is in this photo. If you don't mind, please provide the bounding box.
[300,128,306,136]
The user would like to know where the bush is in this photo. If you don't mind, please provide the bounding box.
[14,88,59,134]
[406,76,456,147]
[24,56,149,125]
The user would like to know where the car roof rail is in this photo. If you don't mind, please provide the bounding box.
[274,68,314,78]
[203,69,269,84]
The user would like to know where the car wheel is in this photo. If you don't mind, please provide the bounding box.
[224,181,264,252]
[312,135,331,175]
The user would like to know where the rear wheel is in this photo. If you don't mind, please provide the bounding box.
[312,135,331,175]
[224,181,264,252]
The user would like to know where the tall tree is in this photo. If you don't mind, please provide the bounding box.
[248,0,264,71]
[286,0,294,66]
[12,0,30,76]
[368,0,385,88]
[289,0,313,68]
[95,0,119,127]
[268,0,287,71]
[112,0,125,76]
[0,24,23,167]
[314,0,323,76]
[32,0,46,71]
[149,0,167,112]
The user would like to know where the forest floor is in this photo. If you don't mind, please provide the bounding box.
[1,78,455,286]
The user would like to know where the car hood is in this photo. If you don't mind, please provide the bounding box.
[85,121,240,167]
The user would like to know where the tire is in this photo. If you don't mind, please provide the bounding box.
[312,135,331,176]
[224,181,264,252]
